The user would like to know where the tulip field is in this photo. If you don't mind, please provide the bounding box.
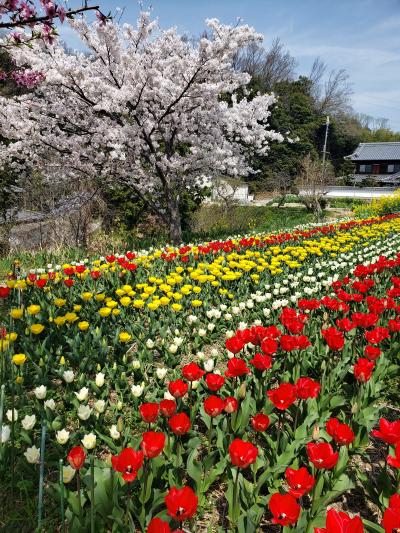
[2,213,400,532]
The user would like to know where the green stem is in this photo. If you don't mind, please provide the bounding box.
[59,459,65,533]
[232,468,240,526]
[77,471,83,525]
[90,456,95,533]
[37,421,46,531]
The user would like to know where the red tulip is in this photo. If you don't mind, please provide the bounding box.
[159,399,177,418]
[387,442,400,468]
[229,438,258,468]
[111,447,144,482]
[326,418,355,446]
[295,377,321,400]
[181,362,205,382]
[351,312,379,329]
[225,357,250,378]
[365,326,390,344]
[322,327,344,351]
[67,446,86,470]
[168,379,188,399]
[383,493,400,533]
[105,255,115,263]
[203,395,225,417]
[260,338,278,356]
[225,336,244,354]
[280,308,306,334]
[168,413,191,435]
[353,358,374,383]
[335,318,355,332]
[298,298,320,311]
[165,486,198,522]
[147,517,171,533]
[364,345,381,360]
[251,413,270,432]
[315,508,364,533]
[372,419,400,444]
[205,373,225,392]
[267,383,297,410]
[35,279,47,288]
[269,493,300,526]
[140,431,166,458]
[224,397,238,414]
[90,270,101,280]
[249,352,272,371]
[64,278,74,287]
[280,334,311,351]
[285,467,315,498]
[0,287,10,298]
[139,402,159,423]
[307,442,339,470]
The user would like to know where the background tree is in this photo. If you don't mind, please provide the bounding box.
[295,154,335,220]
[0,13,283,243]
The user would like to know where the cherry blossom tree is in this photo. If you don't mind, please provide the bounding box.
[0,12,283,243]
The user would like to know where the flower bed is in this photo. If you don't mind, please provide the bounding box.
[1,214,400,532]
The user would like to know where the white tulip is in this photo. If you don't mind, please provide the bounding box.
[44,399,56,411]
[24,445,40,464]
[146,339,155,349]
[0,425,10,443]
[110,425,121,440]
[56,429,70,445]
[156,367,168,380]
[63,465,76,483]
[207,323,215,332]
[164,391,175,401]
[198,329,206,337]
[192,380,199,390]
[131,384,144,397]
[81,433,96,449]
[75,387,89,402]
[34,385,47,399]
[21,414,36,430]
[204,359,214,372]
[95,373,105,387]
[77,404,91,420]
[131,359,141,370]
[6,409,18,422]
[168,344,178,354]
[63,370,74,383]
[94,400,106,413]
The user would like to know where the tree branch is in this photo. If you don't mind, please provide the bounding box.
[0,5,100,30]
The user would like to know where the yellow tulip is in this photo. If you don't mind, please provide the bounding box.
[30,324,45,335]
[98,307,112,317]
[10,308,23,319]
[54,298,67,307]
[119,332,132,343]
[12,353,27,365]
[27,304,41,315]
[54,316,67,326]
[78,321,90,331]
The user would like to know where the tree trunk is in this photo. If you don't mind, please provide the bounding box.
[0,223,11,258]
[168,197,182,244]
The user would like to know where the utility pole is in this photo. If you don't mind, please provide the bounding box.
[321,115,330,183]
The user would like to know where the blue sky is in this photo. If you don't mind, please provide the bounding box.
[59,0,400,130]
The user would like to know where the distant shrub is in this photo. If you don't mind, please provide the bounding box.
[353,190,400,218]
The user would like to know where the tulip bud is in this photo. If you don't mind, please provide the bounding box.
[60,356,65,365]
[117,416,123,433]
[122,354,127,364]
[120,372,126,381]
[113,362,117,370]
[117,401,123,410]
[312,425,320,441]
[96,364,101,371]
[39,357,44,367]
[238,382,247,399]
[351,402,358,414]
